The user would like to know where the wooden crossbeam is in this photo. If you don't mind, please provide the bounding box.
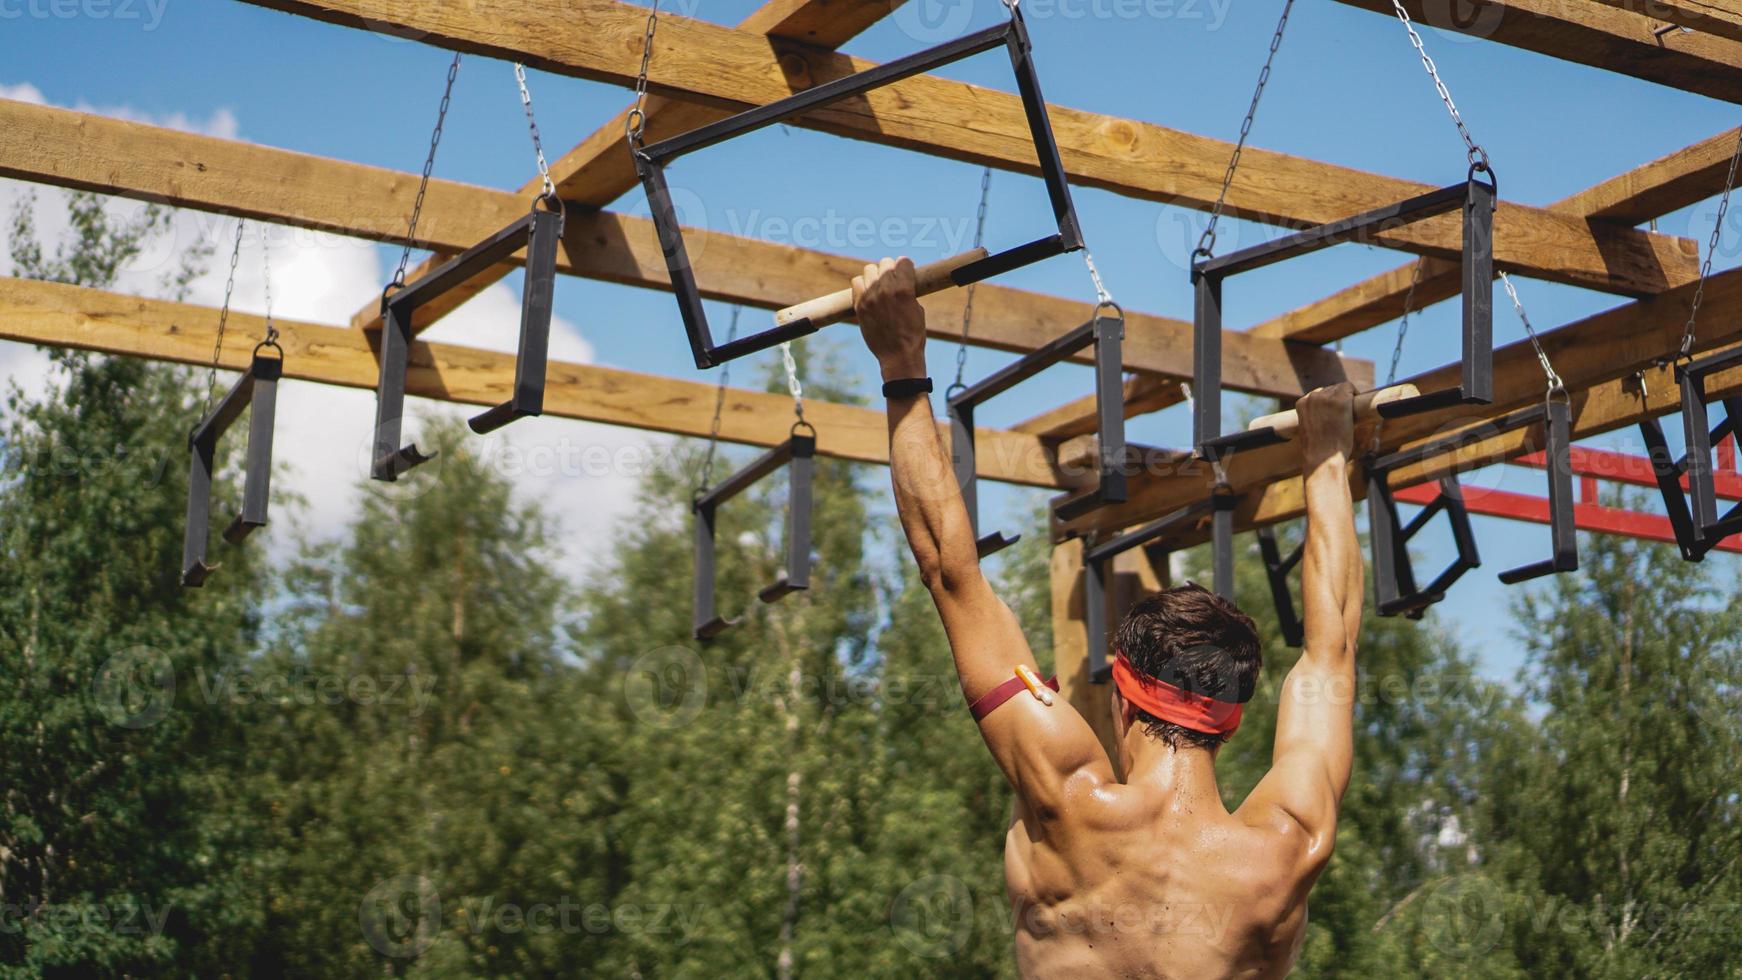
[1054,265,1742,541]
[354,0,900,336]
[1332,0,1742,103]
[0,276,1076,489]
[235,0,1696,296]
[1594,1,1742,44]
[0,98,1363,399]
[1249,127,1742,345]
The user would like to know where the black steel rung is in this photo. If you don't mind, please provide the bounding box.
[1198,425,1287,462]
[638,8,1082,371]
[468,402,533,435]
[374,445,436,481]
[977,532,1022,559]
[758,578,808,604]
[1196,182,1468,279]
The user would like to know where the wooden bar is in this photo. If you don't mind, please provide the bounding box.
[0,98,1364,400]
[235,0,1696,296]
[0,276,1077,489]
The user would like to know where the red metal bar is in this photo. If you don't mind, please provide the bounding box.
[1393,483,1742,555]
[1510,440,1742,502]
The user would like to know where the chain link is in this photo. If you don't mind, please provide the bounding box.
[1368,258,1426,453]
[514,63,557,200]
[1082,249,1115,308]
[1195,0,1295,259]
[203,220,248,418]
[393,53,462,288]
[260,226,279,349]
[952,166,995,391]
[697,306,742,494]
[1389,0,1490,173]
[779,341,806,427]
[1499,271,1564,394]
[1677,125,1742,361]
[1385,259,1425,387]
[624,0,662,145]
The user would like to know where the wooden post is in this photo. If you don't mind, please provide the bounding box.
[1051,541,1170,764]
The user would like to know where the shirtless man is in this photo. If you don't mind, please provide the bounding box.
[853,257,1363,978]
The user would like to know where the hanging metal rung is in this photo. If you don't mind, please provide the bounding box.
[692,434,816,641]
[182,351,281,588]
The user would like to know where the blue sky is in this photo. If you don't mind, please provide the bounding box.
[1,0,1738,681]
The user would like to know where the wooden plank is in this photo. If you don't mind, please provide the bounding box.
[356,0,901,335]
[1591,0,1742,46]
[1332,0,1742,103]
[1250,127,1742,345]
[0,276,1076,489]
[1012,374,1184,441]
[1055,265,1742,540]
[234,0,1695,296]
[0,98,1363,399]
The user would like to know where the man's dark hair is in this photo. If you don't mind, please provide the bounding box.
[1113,583,1262,751]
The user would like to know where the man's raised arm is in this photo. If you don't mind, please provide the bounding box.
[852,258,1114,811]
[1241,384,1363,865]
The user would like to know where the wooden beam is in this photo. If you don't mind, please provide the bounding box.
[1592,1,1742,46]
[1250,126,1742,345]
[1012,374,1184,442]
[1332,0,1742,103]
[0,98,1363,399]
[1055,264,1742,540]
[355,0,900,336]
[0,276,1075,489]
[235,0,1695,296]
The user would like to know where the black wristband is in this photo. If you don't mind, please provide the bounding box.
[881,377,934,399]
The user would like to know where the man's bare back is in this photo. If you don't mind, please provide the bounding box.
[853,258,1361,977]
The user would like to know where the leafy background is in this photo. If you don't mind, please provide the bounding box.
[2,193,1739,978]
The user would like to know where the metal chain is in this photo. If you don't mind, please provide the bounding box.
[514,63,557,200]
[393,53,463,288]
[1385,260,1426,387]
[1195,0,1295,259]
[1369,258,1427,453]
[202,220,247,417]
[1500,271,1564,394]
[1389,0,1491,173]
[779,341,807,428]
[1676,125,1742,361]
[260,226,279,349]
[697,306,743,493]
[1082,249,1115,308]
[952,166,994,392]
[624,0,662,146]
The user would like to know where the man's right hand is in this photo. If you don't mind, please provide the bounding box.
[1295,383,1355,468]
[852,257,928,383]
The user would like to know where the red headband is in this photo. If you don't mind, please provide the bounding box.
[1111,653,1244,737]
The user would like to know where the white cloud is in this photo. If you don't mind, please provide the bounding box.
[0,87,649,587]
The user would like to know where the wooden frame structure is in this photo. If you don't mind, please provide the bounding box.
[3,0,1741,753]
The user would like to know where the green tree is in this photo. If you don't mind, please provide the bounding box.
[0,192,262,975]
[1483,524,1742,978]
